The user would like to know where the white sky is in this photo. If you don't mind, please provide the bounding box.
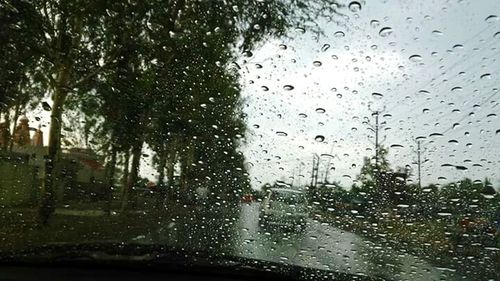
[238,0,500,188]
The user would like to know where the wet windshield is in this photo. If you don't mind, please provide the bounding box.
[0,0,499,280]
[270,190,306,205]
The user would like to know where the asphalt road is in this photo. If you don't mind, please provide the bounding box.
[144,202,464,281]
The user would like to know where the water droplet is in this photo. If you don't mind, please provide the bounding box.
[276,131,288,137]
[279,44,287,50]
[372,92,383,99]
[261,86,269,91]
[494,31,500,39]
[432,30,443,36]
[485,15,499,23]
[487,113,497,118]
[253,124,260,129]
[379,27,393,37]
[390,144,404,148]
[480,73,491,79]
[334,31,345,38]
[315,108,326,113]
[255,63,263,69]
[422,108,430,113]
[370,20,380,28]
[429,132,443,137]
[298,113,307,118]
[409,54,422,62]
[315,135,325,142]
[41,102,52,111]
[331,54,338,60]
[453,44,464,50]
[448,139,459,144]
[348,1,362,12]
[295,26,306,34]
[283,85,295,91]
[231,62,241,69]
[455,165,468,171]
[451,86,463,92]
[321,44,331,52]
[243,50,253,57]
[313,61,322,67]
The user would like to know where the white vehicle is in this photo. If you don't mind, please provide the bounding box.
[259,188,308,230]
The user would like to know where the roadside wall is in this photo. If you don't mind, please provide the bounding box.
[0,154,39,207]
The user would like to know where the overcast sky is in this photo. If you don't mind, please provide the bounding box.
[239,0,500,189]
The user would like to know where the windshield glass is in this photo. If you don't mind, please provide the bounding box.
[270,190,306,205]
[0,0,499,280]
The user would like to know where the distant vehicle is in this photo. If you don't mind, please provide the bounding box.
[456,216,498,246]
[241,194,255,203]
[259,188,308,230]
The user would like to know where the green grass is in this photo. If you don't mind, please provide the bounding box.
[0,207,168,252]
[315,211,454,255]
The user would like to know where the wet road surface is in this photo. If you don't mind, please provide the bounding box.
[144,203,464,281]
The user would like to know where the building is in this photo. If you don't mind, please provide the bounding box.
[0,117,107,206]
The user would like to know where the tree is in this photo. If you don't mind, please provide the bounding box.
[6,0,341,223]
[355,146,391,208]
[438,178,499,220]
[0,2,45,149]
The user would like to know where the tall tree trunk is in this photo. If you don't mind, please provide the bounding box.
[166,150,176,203]
[179,141,195,204]
[121,149,131,201]
[121,140,142,212]
[155,149,167,210]
[1,111,11,151]
[8,102,21,152]
[104,144,118,215]
[38,87,68,225]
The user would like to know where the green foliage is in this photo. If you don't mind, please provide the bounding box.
[438,178,499,220]
[2,0,342,214]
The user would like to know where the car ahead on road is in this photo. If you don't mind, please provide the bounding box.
[241,194,255,204]
[259,188,308,230]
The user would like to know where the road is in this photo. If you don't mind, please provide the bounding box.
[142,202,464,281]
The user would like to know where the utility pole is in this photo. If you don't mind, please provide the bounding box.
[323,144,335,184]
[367,107,385,187]
[417,140,422,189]
[297,161,304,188]
[315,156,320,187]
[310,155,316,188]
[374,111,380,175]
[366,107,386,188]
[310,154,319,189]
